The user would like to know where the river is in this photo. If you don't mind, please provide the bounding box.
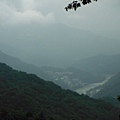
[75,75,114,95]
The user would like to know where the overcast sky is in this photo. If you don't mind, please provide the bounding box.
[0,0,120,67]
[0,0,120,32]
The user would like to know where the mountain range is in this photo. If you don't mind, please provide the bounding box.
[69,54,120,97]
[0,62,120,120]
[0,23,120,67]
[71,54,120,74]
[1,50,120,95]
[0,50,49,81]
[0,50,104,90]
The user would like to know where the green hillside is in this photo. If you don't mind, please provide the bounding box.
[0,63,120,120]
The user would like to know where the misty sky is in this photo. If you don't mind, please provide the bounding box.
[0,0,120,67]
[0,0,120,32]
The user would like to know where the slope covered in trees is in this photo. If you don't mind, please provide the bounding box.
[0,63,120,120]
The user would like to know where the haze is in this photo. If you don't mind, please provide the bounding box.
[0,0,120,67]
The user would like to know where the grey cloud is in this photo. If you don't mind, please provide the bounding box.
[0,0,120,37]
[0,0,120,67]
[0,0,55,24]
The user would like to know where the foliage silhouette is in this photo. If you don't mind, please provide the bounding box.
[117,96,120,102]
[65,0,98,11]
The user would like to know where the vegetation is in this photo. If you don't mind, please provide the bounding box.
[0,63,120,120]
[65,0,98,11]
[117,96,120,102]
[100,97,120,108]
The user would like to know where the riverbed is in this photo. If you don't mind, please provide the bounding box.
[75,75,114,95]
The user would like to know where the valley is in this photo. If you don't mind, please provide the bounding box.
[75,75,114,96]
[0,50,120,99]
[40,66,105,90]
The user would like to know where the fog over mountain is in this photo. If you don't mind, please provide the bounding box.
[0,50,50,80]
[0,23,120,67]
[71,54,120,74]
[0,0,120,68]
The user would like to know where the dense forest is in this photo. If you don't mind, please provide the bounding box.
[0,63,120,120]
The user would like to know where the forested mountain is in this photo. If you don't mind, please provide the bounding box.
[0,63,120,120]
[0,50,49,80]
[100,97,120,108]
[93,72,120,98]
[71,54,120,74]
[0,50,104,90]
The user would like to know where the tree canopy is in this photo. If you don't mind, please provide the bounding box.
[117,96,120,102]
[65,0,98,11]
[0,63,120,120]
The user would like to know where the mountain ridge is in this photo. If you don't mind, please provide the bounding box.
[71,54,120,74]
[0,62,120,119]
[0,50,104,90]
[0,50,49,80]
[0,23,120,67]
